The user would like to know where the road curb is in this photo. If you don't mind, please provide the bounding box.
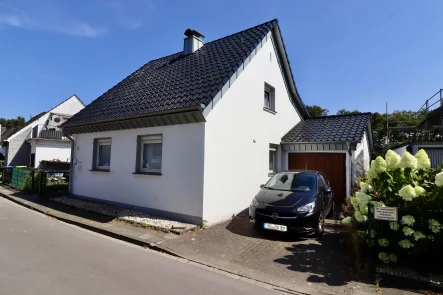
[0,191,182,257]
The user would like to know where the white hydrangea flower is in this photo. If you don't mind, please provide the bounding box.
[429,219,441,233]
[414,186,426,197]
[398,239,414,249]
[389,254,398,263]
[378,238,389,247]
[355,192,372,205]
[413,231,426,241]
[389,221,399,231]
[435,172,443,187]
[398,151,418,169]
[401,215,415,226]
[354,211,367,223]
[371,156,387,174]
[360,182,373,194]
[341,216,352,226]
[385,150,401,170]
[359,204,368,215]
[398,185,417,201]
[415,149,431,169]
[370,201,386,207]
[403,226,415,236]
[378,252,390,263]
[428,235,435,241]
[366,168,378,182]
[350,197,359,209]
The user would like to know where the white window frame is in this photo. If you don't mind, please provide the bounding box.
[269,146,277,174]
[264,83,275,111]
[138,135,163,174]
[95,138,111,170]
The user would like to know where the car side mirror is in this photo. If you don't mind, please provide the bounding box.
[324,187,332,194]
[260,184,265,188]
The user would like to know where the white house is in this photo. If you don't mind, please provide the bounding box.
[2,95,85,169]
[62,20,372,225]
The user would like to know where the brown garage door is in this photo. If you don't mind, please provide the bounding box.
[288,153,346,205]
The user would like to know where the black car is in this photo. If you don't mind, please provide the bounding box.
[249,171,334,236]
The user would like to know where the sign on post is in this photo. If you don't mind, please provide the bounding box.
[374,206,398,221]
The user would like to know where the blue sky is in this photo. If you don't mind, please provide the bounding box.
[1,0,442,119]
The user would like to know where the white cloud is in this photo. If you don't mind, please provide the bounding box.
[0,2,106,37]
[107,0,156,30]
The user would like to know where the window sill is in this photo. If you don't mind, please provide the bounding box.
[263,107,277,115]
[133,172,162,176]
[89,169,110,173]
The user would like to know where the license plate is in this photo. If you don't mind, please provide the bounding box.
[263,223,287,232]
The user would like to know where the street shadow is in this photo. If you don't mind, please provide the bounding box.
[3,187,115,224]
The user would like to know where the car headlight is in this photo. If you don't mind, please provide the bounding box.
[296,201,315,213]
[251,197,259,207]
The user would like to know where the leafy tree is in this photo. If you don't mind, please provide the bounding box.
[336,109,361,115]
[306,105,329,117]
[0,116,26,129]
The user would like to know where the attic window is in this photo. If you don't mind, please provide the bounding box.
[264,83,275,112]
[54,117,61,123]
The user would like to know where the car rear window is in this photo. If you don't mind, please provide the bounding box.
[264,173,317,191]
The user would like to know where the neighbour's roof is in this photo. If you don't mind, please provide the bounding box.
[63,19,308,128]
[1,112,46,142]
[282,113,372,143]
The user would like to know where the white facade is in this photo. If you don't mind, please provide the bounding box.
[71,123,205,223]
[30,141,72,168]
[202,35,302,222]
[355,131,371,179]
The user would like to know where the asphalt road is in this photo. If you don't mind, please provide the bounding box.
[0,197,277,295]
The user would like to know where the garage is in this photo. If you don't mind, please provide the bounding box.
[288,153,346,205]
[281,113,374,205]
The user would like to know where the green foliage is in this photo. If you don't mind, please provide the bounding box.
[343,149,443,266]
[336,109,361,115]
[305,105,329,117]
[0,116,26,129]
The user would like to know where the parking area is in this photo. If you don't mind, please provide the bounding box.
[161,214,362,294]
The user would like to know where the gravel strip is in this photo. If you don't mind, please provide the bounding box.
[53,196,196,233]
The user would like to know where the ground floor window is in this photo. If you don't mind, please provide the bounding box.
[269,145,278,174]
[93,138,111,170]
[137,134,162,174]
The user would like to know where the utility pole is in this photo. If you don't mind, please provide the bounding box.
[385,102,389,145]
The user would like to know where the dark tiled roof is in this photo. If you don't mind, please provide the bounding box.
[64,19,306,127]
[0,112,46,142]
[282,113,372,142]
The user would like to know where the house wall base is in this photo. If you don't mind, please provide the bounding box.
[71,194,202,225]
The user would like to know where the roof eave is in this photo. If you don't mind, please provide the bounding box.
[281,140,361,145]
[271,23,310,120]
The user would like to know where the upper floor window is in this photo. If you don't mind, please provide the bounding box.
[264,83,275,112]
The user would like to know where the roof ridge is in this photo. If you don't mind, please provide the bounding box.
[309,112,371,120]
[204,19,278,45]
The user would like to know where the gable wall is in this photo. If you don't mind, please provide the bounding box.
[202,34,302,223]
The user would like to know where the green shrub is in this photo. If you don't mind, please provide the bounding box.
[342,149,443,266]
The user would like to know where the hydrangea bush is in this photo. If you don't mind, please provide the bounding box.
[342,149,443,265]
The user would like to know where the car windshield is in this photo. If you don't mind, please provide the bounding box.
[264,172,317,192]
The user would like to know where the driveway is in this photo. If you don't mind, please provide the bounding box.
[160,214,420,295]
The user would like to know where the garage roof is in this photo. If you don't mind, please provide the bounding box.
[282,113,372,143]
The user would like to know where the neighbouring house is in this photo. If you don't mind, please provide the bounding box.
[1,95,85,168]
[62,19,372,225]
[391,99,443,168]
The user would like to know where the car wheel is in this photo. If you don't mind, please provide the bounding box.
[327,201,335,218]
[315,212,325,237]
